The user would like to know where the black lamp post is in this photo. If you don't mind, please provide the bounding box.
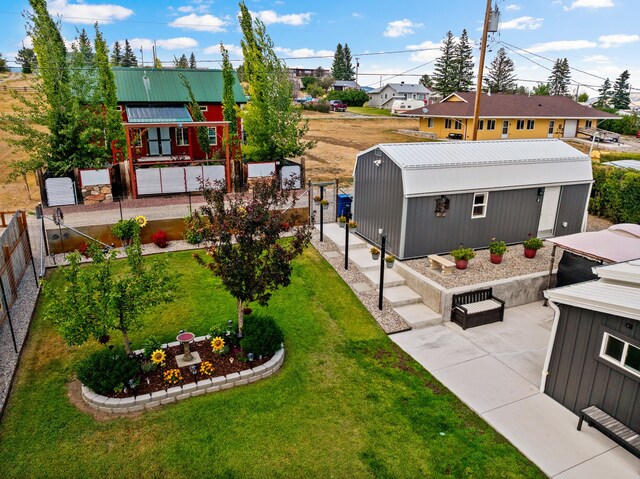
[319,185,325,242]
[344,204,352,270]
[378,229,386,310]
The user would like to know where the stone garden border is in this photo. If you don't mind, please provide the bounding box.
[81,345,285,414]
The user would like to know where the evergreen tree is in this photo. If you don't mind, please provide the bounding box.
[189,52,197,69]
[0,53,9,73]
[173,54,189,68]
[16,47,37,73]
[343,43,355,81]
[433,31,457,96]
[121,39,137,67]
[180,74,210,157]
[452,29,474,92]
[611,70,631,109]
[76,28,92,61]
[220,43,238,139]
[484,47,517,93]
[110,40,122,65]
[238,1,313,162]
[595,77,612,108]
[548,58,571,96]
[331,43,346,80]
[419,73,433,89]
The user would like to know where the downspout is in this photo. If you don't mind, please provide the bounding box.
[540,297,561,393]
[399,196,408,259]
[581,182,593,233]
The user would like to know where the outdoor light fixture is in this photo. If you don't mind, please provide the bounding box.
[247,353,255,362]
[373,159,382,167]
[189,364,197,376]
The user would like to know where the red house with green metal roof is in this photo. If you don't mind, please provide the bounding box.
[112,67,247,197]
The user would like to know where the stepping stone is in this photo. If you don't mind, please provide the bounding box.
[352,282,372,293]
[383,285,422,307]
[325,251,341,259]
[363,268,405,288]
[394,303,442,329]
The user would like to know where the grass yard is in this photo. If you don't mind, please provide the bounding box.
[599,150,640,162]
[348,106,393,116]
[0,248,544,478]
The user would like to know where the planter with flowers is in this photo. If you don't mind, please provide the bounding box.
[522,235,544,258]
[385,254,396,268]
[338,216,347,227]
[489,239,507,264]
[348,220,357,230]
[313,195,322,203]
[450,246,475,270]
[370,247,380,260]
[320,199,329,210]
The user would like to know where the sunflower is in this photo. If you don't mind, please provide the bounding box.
[135,215,147,228]
[211,336,225,351]
[150,349,166,365]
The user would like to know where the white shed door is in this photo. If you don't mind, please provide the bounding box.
[46,177,77,206]
[564,120,578,138]
[537,186,561,237]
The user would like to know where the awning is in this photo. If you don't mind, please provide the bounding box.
[125,105,192,123]
[546,224,640,263]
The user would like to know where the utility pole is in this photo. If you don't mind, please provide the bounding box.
[140,46,144,67]
[355,57,360,87]
[471,1,499,141]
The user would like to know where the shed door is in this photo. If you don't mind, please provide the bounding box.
[564,120,578,138]
[147,127,171,156]
[537,186,561,237]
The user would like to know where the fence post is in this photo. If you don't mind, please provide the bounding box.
[0,276,18,353]
[3,245,17,297]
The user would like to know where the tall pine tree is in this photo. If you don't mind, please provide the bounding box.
[173,54,189,68]
[419,73,433,88]
[484,47,517,93]
[433,31,457,96]
[343,44,355,81]
[611,70,631,109]
[110,40,122,65]
[189,52,197,69]
[121,39,138,67]
[331,43,345,80]
[452,29,474,92]
[548,58,571,96]
[595,77,612,108]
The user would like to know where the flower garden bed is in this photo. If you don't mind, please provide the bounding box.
[81,336,284,414]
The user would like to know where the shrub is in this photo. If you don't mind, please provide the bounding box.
[523,235,544,250]
[151,230,169,248]
[302,101,330,113]
[326,89,369,107]
[184,213,207,244]
[450,247,475,261]
[76,346,140,395]
[240,315,284,357]
[112,218,139,241]
[141,336,163,360]
[590,163,640,223]
[489,239,507,255]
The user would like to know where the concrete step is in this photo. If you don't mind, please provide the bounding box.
[393,303,442,329]
[383,285,422,307]
[316,223,367,251]
[348,247,382,271]
[363,268,406,288]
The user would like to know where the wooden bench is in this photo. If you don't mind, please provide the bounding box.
[578,405,640,459]
[428,254,455,276]
[451,287,505,330]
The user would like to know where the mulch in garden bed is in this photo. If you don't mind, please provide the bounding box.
[109,339,272,398]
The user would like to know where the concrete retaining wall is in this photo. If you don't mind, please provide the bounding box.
[81,347,285,414]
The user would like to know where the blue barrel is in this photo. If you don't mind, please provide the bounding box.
[337,193,353,217]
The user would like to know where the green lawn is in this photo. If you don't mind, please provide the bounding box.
[348,106,393,116]
[0,249,544,478]
[599,151,640,162]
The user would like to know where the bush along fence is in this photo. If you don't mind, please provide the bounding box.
[590,163,640,224]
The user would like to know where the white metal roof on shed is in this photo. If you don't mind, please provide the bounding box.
[607,160,640,171]
[358,139,592,197]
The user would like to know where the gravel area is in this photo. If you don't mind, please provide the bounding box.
[311,231,410,334]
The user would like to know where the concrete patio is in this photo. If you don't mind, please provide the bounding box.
[391,302,640,478]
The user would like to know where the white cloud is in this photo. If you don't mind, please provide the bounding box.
[384,19,423,38]
[582,54,610,63]
[505,4,521,11]
[406,40,442,62]
[204,43,244,58]
[527,39,597,52]
[352,12,362,18]
[48,0,133,24]
[564,0,614,11]
[169,13,229,32]
[500,16,543,30]
[252,10,312,26]
[273,47,334,59]
[599,33,640,48]
[126,37,198,50]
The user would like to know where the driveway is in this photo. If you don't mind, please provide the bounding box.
[391,302,640,478]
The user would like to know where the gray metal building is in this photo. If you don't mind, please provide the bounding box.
[543,261,640,430]
[353,139,593,259]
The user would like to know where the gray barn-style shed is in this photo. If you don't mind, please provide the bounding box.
[543,261,640,431]
[353,139,593,259]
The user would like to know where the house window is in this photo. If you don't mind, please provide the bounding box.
[427,118,434,128]
[208,127,217,146]
[454,120,463,130]
[471,192,488,219]
[600,333,640,378]
[176,127,189,146]
[116,105,123,111]
[516,119,525,130]
[200,105,208,112]
[444,118,453,129]
[585,119,593,128]
[548,120,555,135]
[527,119,535,130]
[486,119,496,130]
[478,120,484,130]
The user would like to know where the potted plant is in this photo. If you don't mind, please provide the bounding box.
[370,247,380,260]
[338,216,347,227]
[488,238,507,264]
[522,234,544,258]
[450,246,475,270]
[348,220,357,230]
[313,195,322,203]
[385,254,396,268]
[320,199,329,209]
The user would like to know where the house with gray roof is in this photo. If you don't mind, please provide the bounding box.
[367,82,432,110]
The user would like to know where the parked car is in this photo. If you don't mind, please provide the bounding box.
[329,100,347,112]
[636,130,640,139]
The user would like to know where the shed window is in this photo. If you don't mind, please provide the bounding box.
[527,119,535,129]
[208,127,218,146]
[471,192,488,219]
[176,127,189,146]
[486,119,496,130]
[200,106,208,112]
[427,118,434,128]
[444,118,452,129]
[516,119,525,130]
[601,333,640,377]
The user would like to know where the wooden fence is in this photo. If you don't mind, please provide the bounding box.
[0,85,36,94]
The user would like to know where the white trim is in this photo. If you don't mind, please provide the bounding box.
[471,191,488,219]
[544,283,640,321]
[399,196,408,259]
[581,182,593,232]
[600,332,640,379]
[540,300,561,392]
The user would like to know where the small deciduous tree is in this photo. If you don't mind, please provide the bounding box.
[191,175,311,332]
[44,234,178,354]
[16,47,37,73]
[419,73,433,89]
[0,54,8,73]
[533,83,551,96]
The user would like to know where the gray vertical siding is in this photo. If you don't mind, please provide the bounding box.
[554,184,591,236]
[545,305,640,430]
[403,188,543,257]
[353,150,404,256]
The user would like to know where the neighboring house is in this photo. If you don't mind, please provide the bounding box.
[367,82,432,110]
[112,68,247,197]
[353,139,592,259]
[543,256,640,432]
[404,92,618,140]
[331,80,359,91]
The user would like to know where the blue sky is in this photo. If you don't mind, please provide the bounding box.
[0,0,638,99]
